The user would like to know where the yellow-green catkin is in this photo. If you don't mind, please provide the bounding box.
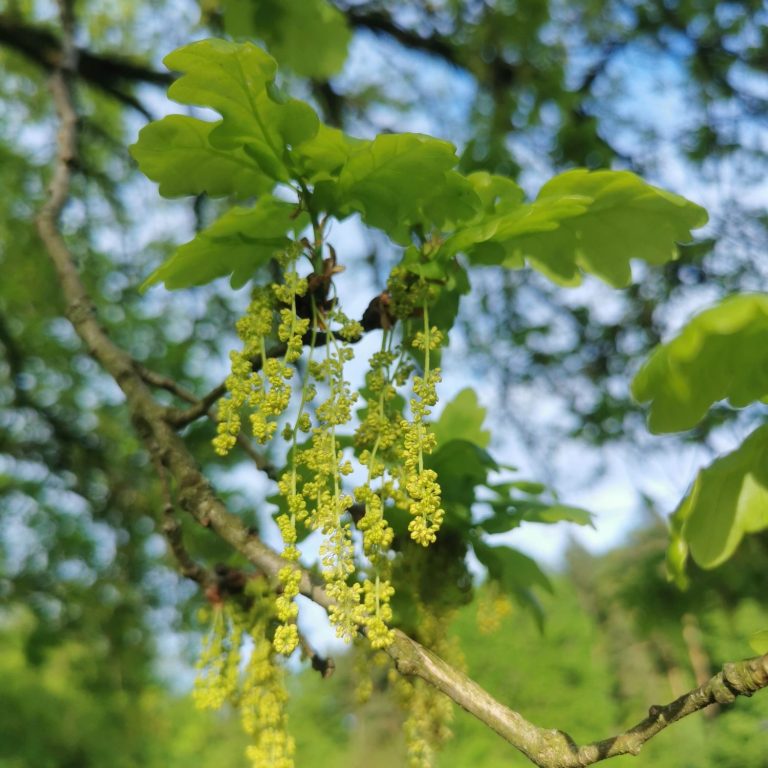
[270,271,312,656]
[401,678,453,768]
[213,272,309,456]
[402,304,445,547]
[213,289,274,455]
[476,581,514,635]
[302,307,363,642]
[241,623,296,768]
[354,332,400,648]
[391,604,459,768]
[351,641,392,710]
[194,589,296,768]
[192,605,241,710]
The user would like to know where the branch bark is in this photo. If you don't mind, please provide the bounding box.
[36,5,768,767]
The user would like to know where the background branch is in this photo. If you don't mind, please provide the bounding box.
[0,11,170,118]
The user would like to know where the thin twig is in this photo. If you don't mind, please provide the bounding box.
[161,340,292,428]
[164,305,377,430]
[0,11,169,118]
[162,504,211,586]
[138,366,277,478]
[136,363,199,404]
[234,434,278,480]
[164,381,228,427]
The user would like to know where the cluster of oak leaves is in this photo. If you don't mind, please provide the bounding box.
[192,245,476,767]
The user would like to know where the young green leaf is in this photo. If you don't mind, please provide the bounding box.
[142,196,305,290]
[447,170,707,287]
[164,39,319,181]
[673,423,768,569]
[293,124,364,183]
[467,171,526,213]
[421,170,485,231]
[632,294,768,433]
[130,115,274,199]
[443,187,590,271]
[432,388,491,449]
[519,170,707,286]
[317,133,471,242]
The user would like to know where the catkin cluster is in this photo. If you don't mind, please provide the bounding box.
[193,589,294,768]
[213,271,309,455]
[207,255,450,766]
[214,260,446,651]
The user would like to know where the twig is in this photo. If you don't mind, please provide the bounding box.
[164,381,228,427]
[138,366,278,478]
[387,632,768,767]
[234,434,279,480]
[0,11,169,118]
[162,503,211,586]
[136,363,200,404]
[160,341,290,429]
[164,295,382,430]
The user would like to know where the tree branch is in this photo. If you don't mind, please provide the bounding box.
[340,5,460,66]
[333,3,633,168]
[0,12,169,117]
[36,6,768,767]
[152,449,212,587]
[137,366,278,478]
[136,363,200,404]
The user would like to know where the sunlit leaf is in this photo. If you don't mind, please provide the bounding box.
[443,187,586,271]
[422,170,484,230]
[317,133,469,242]
[130,115,273,198]
[142,196,306,290]
[467,171,525,213]
[432,388,491,449]
[632,294,768,433]
[673,424,768,569]
[164,39,319,181]
[447,169,707,287]
[293,124,364,183]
